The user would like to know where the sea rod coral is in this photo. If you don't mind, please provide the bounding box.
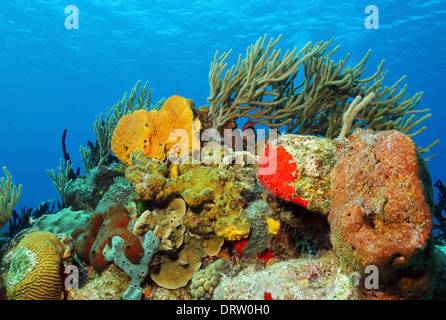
[0,166,22,230]
[208,34,438,157]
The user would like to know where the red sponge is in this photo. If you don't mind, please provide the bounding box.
[73,202,144,272]
[257,143,308,207]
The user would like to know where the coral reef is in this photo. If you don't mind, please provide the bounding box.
[65,162,124,211]
[2,200,63,240]
[214,215,250,241]
[133,198,187,251]
[256,127,436,300]
[267,198,332,260]
[150,232,204,289]
[329,129,436,299]
[125,150,250,237]
[6,231,72,300]
[98,176,135,208]
[147,231,223,291]
[125,151,169,202]
[67,264,131,300]
[166,165,245,209]
[2,34,440,302]
[241,200,274,257]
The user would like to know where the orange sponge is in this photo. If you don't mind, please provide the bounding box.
[111,109,154,166]
[111,95,199,166]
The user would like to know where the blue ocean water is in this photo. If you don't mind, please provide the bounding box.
[0,0,445,212]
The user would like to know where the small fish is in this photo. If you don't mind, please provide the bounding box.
[22,214,35,226]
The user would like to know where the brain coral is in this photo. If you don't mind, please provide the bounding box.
[6,231,70,300]
[111,95,199,165]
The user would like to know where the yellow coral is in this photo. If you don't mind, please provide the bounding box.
[170,163,180,179]
[6,231,69,300]
[111,95,200,166]
[215,216,250,241]
[125,151,250,236]
[222,226,247,241]
[267,218,280,235]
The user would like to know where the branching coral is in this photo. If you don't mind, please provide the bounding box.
[208,34,438,157]
[46,159,73,206]
[0,166,22,230]
[208,34,324,130]
[337,92,376,140]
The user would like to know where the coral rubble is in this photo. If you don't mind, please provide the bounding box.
[214,251,358,300]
